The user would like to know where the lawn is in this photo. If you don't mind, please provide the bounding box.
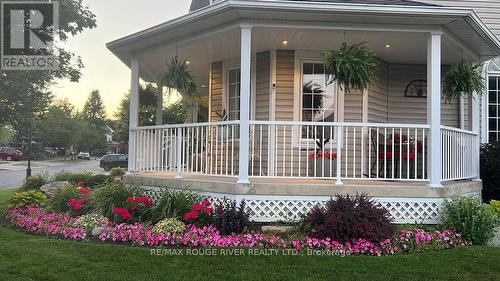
[0,188,499,281]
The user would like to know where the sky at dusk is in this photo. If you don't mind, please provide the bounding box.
[50,0,191,118]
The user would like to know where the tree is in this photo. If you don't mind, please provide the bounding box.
[113,84,187,143]
[81,90,106,125]
[0,0,97,127]
[74,119,106,154]
[0,125,13,145]
[36,100,78,156]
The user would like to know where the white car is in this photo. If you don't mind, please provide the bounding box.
[77,152,91,160]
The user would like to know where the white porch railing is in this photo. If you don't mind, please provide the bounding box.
[441,126,479,181]
[249,121,429,181]
[129,121,240,176]
[129,121,480,183]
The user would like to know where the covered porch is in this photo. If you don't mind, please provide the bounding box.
[106,1,500,222]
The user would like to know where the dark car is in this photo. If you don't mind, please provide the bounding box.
[0,147,23,161]
[100,154,128,171]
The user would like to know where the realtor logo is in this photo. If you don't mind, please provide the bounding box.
[1,1,59,70]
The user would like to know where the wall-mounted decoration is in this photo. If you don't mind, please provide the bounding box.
[405,79,427,98]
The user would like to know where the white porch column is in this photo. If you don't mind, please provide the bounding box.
[472,91,480,180]
[238,25,252,184]
[128,59,140,172]
[156,83,163,125]
[426,32,443,187]
[459,95,465,129]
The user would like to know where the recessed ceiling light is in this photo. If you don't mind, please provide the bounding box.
[281,40,288,47]
[200,84,207,88]
[185,60,191,65]
[385,43,391,48]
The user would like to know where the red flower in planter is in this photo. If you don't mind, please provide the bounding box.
[309,151,337,159]
[112,207,131,221]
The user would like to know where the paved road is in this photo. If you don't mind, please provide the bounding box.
[0,159,103,189]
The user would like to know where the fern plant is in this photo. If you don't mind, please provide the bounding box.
[322,42,378,93]
[162,56,197,98]
[443,62,485,102]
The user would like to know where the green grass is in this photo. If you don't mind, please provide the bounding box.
[0,189,499,281]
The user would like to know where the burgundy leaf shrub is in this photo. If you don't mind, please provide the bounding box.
[305,194,396,243]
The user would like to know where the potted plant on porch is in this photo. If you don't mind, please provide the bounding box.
[306,43,377,177]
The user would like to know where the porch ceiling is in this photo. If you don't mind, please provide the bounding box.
[107,0,500,82]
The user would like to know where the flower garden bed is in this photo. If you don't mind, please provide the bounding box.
[4,206,469,256]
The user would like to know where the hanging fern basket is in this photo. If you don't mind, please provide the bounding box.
[322,42,378,93]
[161,56,197,98]
[442,62,485,102]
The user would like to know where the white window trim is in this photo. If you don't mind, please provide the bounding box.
[486,72,500,143]
[222,56,256,122]
[292,50,342,149]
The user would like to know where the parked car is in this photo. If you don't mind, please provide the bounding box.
[100,154,128,171]
[0,147,23,161]
[77,152,91,160]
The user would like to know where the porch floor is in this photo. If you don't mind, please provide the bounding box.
[124,172,481,198]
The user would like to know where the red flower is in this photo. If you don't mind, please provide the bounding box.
[78,187,91,195]
[76,180,86,187]
[67,198,87,211]
[201,199,211,207]
[309,151,337,159]
[192,204,204,211]
[112,207,131,221]
[183,210,199,221]
[203,207,213,215]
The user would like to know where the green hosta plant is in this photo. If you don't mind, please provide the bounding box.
[72,213,110,232]
[322,42,378,93]
[443,62,485,102]
[441,196,497,245]
[9,191,48,208]
[152,218,186,234]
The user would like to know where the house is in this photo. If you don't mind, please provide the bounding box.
[107,0,500,223]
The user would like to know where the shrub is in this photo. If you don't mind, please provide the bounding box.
[20,173,49,191]
[304,194,396,243]
[84,174,112,188]
[480,142,500,202]
[490,200,500,218]
[148,189,199,222]
[9,191,47,208]
[214,200,250,235]
[441,196,498,245]
[110,168,126,177]
[183,198,214,227]
[52,171,93,184]
[152,218,186,234]
[91,182,147,222]
[72,213,110,232]
[51,185,94,216]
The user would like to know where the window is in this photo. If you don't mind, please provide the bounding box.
[301,62,335,138]
[227,68,241,120]
[489,76,500,142]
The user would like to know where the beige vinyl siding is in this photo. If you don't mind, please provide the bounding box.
[252,51,271,175]
[387,64,459,127]
[421,0,500,38]
[368,63,389,123]
[255,51,270,120]
[275,50,295,121]
[210,61,223,121]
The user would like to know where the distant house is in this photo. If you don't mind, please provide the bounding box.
[107,0,500,223]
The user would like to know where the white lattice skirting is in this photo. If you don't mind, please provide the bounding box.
[144,187,482,224]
